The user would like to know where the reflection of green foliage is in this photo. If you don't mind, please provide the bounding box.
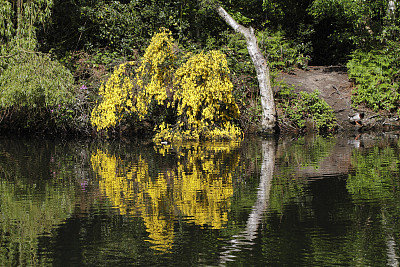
[0,138,82,266]
[262,137,400,266]
[347,147,399,202]
[0,179,75,266]
[305,218,388,266]
[270,136,336,213]
[269,175,307,215]
[279,135,336,170]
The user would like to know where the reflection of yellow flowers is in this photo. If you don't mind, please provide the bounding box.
[174,161,233,229]
[91,150,133,215]
[90,142,239,252]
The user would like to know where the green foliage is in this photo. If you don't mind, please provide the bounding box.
[220,30,309,75]
[347,49,400,111]
[79,1,146,55]
[0,53,73,108]
[257,30,310,71]
[308,0,389,46]
[43,0,217,56]
[0,1,14,43]
[276,85,337,132]
[0,52,75,130]
[307,0,400,64]
[0,0,53,51]
[347,146,400,202]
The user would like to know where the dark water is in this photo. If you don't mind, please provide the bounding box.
[0,134,400,266]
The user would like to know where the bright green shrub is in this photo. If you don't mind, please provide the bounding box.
[0,54,73,108]
[276,85,337,132]
[347,50,400,111]
[0,53,74,129]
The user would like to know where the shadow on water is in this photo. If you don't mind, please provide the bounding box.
[1,133,400,266]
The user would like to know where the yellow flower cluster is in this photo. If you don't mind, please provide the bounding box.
[90,28,243,141]
[134,28,175,118]
[174,51,237,122]
[153,50,242,142]
[90,62,135,130]
[90,142,239,252]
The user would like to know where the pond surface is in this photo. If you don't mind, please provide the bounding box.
[0,133,400,266]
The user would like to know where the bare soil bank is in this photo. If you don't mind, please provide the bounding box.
[277,66,400,132]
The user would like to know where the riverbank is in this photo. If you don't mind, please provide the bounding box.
[1,65,398,138]
[277,66,400,132]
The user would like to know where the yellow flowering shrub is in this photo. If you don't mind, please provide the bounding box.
[91,28,242,141]
[134,28,175,118]
[153,50,242,143]
[90,61,136,130]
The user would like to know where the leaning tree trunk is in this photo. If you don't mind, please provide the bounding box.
[215,6,276,133]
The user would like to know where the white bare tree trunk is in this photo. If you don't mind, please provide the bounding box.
[215,6,276,133]
[389,0,396,15]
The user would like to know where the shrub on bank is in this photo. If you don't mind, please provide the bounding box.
[0,53,74,132]
[91,29,242,142]
[347,49,400,112]
[276,84,337,132]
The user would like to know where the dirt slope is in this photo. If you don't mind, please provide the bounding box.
[277,66,399,131]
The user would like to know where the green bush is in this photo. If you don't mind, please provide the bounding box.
[0,53,75,130]
[257,30,309,71]
[276,85,337,132]
[347,49,400,112]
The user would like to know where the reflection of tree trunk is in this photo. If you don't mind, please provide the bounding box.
[386,235,399,267]
[219,140,275,264]
[244,140,275,239]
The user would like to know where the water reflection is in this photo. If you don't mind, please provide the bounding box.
[268,133,400,266]
[0,139,77,266]
[220,140,275,265]
[347,145,400,202]
[1,134,400,265]
[91,142,240,252]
